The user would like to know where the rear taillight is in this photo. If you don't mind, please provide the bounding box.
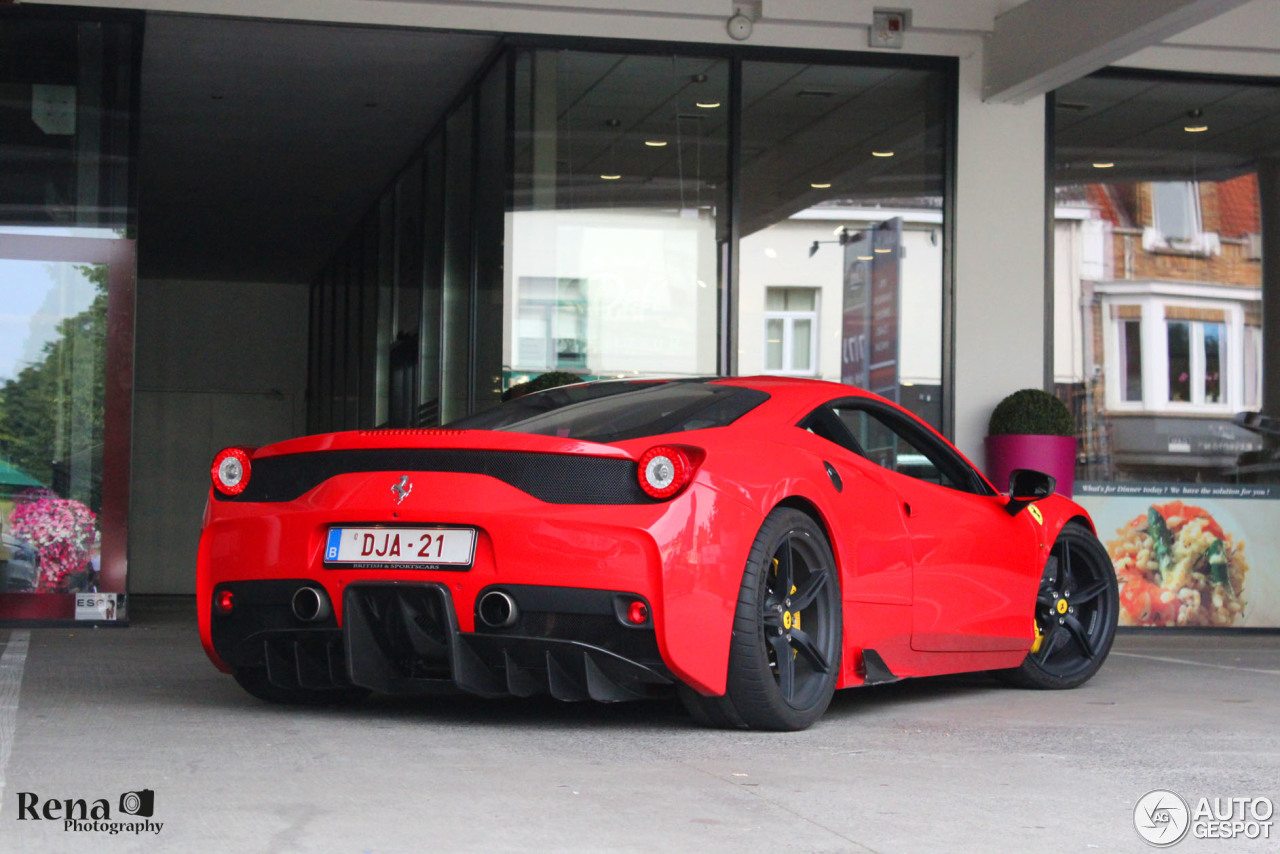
[637,445,699,500]
[211,447,252,496]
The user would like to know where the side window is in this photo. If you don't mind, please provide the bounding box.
[827,403,989,494]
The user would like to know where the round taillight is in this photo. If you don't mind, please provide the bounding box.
[211,447,252,496]
[215,589,235,615]
[637,445,693,500]
[627,600,649,625]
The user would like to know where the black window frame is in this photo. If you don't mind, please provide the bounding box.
[800,398,994,496]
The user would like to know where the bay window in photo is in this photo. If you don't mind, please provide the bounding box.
[1053,70,1277,485]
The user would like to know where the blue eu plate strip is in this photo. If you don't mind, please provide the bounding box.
[325,529,342,561]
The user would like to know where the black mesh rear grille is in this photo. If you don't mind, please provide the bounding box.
[217,449,655,504]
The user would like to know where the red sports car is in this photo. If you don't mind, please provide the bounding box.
[197,377,1118,730]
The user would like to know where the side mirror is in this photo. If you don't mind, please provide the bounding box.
[1005,468,1056,517]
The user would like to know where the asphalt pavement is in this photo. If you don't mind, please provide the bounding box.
[0,597,1276,854]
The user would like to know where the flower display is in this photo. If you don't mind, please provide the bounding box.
[8,489,98,592]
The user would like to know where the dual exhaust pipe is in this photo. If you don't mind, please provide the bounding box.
[292,585,519,629]
[476,590,519,629]
[291,586,332,623]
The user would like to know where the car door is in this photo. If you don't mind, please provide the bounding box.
[826,401,1042,653]
[793,407,914,609]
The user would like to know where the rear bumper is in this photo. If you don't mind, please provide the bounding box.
[211,580,673,702]
[198,471,763,695]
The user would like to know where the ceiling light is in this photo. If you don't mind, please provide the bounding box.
[644,140,668,147]
[695,101,721,109]
[1184,125,1208,133]
[857,255,873,261]
[1092,162,1114,168]
[874,247,891,253]
[601,174,621,180]
[810,182,832,189]
[871,151,894,157]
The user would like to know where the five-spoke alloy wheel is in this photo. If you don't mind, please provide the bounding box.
[685,507,842,731]
[1004,522,1118,689]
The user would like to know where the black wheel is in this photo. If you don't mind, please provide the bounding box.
[1003,522,1118,689]
[717,507,842,731]
[232,669,369,706]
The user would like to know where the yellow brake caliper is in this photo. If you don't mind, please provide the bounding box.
[772,558,801,657]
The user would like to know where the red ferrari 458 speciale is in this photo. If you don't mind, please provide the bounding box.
[197,377,1118,730]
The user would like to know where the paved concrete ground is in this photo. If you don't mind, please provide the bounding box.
[0,597,1276,854]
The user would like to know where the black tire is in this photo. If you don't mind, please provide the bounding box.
[718,507,842,731]
[232,669,370,707]
[1002,522,1118,689]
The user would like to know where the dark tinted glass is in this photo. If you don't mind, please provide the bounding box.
[446,381,663,430]
[475,382,767,443]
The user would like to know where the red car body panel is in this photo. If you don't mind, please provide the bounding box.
[196,376,1097,703]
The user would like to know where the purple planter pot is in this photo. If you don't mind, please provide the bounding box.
[983,434,1078,498]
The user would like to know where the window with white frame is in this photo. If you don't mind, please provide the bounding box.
[763,287,818,376]
[1164,313,1224,405]
[1152,182,1200,242]
[1145,182,1220,255]
[1115,307,1143,402]
[1105,298,1247,413]
[1245,324,1262,409]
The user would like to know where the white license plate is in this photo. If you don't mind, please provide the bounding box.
[323,527,476,568]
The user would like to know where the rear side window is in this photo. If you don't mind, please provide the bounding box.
[495,382,768,443]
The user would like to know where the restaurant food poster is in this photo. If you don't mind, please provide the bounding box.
[1076,483,1280,629]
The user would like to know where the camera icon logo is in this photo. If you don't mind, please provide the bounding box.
[119,789,155,817]
[1134,789,1190,847]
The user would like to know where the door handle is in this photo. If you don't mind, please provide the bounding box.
[902,501,913,517]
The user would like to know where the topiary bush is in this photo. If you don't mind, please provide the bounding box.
[987,388,1075,437]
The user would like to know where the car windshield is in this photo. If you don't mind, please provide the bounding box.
[456,381,768,443]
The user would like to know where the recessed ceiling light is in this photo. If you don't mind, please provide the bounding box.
[1093,162,1114,168]
[1184,125,1208,133]
[874,247,892,253]
[695,101,721,109]
[644,140,667,147]
[857,255,874,261]
[871,151,894,157]
[600,174,621,180]
[810,182,832,189]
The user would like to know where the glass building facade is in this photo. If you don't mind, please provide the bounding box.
[307,44,955,434]
[0,7,139,622]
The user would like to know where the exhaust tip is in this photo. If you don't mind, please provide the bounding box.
[292,586,332,623]
[477,590,519,629]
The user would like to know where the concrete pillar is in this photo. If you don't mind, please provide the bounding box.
[952,51,1048,463]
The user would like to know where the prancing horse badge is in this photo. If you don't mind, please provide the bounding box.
[391,475,413,505]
